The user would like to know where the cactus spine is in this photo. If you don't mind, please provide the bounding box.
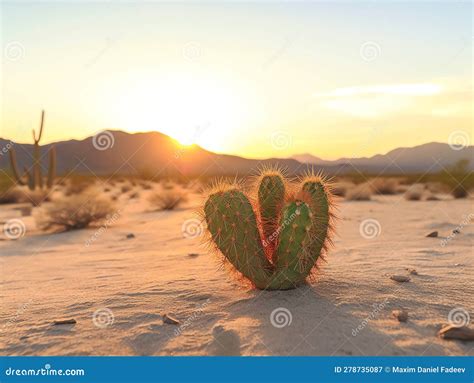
[8,110,56,190]
[203,169,335,290]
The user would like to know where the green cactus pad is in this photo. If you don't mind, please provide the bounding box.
[258,173,285,249]
[204,188,273,289]
[300,179,330,276]
[270,200,313,289]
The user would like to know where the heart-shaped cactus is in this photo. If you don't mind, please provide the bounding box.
[203,168,335,290]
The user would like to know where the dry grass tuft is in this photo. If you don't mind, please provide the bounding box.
[331,181,354,197]
[345,183,372,201]
[36,193,116,231]
[370,178,398,195]
[140,182,153,190]
[148,189,188,211]
[129,191,140,199]
[451,185,468,199]
[0,187,22,204]
[0,186,50,206]
[121,184,132,193]
[64,181,90,196]
[404,184,425,201]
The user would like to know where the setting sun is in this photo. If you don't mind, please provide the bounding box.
[108,71,250,152]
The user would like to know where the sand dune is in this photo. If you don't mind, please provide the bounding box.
[0,190,472,356]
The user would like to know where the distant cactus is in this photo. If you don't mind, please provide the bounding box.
[203,168,336,290]
[9,110,56,190]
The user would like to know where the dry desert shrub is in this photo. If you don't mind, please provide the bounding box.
[37,193,116,231]
[0,187,23,204]
[148,189,188,211]
[64,180,90,196]
[404,184,425,201]
[395,184,409,194]
[121,184,132,193]
[370,178,398,195]
[161,181,175,190]
[345,183,372,201]
[331,181,354,197]
[425,193,440,201]
[0,186,50,206]
[129,191,140,199]
[140,181,153,190]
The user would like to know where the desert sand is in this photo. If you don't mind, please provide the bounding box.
[0,185,472,356]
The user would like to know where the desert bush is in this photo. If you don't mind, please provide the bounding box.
[404,184,425,201]
[370,178,398,195]
[441,159,471,199]
[0,186,50,206]
[345,183,372,201]
[425,193,440,201]
[140,182,153,190]
[395,184,408,194]
[161,181,175,190]
[121,184,132,193]
[0,187,22,204]
[64,180,90,196]
[331,181,354,197]
[37,193,116,231]
[148,189,188,210]
[129,191,140,199]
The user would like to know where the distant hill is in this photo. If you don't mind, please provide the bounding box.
[0,131,472,178]
[291,142,474,173]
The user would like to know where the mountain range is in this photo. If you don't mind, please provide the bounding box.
[0,130,472,178]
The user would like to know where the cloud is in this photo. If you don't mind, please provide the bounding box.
[311,82,460,118]
[313,83,442,98]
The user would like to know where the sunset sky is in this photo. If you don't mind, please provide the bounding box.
[1,1,472,159]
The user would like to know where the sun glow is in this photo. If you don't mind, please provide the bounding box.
[110,72,249,152]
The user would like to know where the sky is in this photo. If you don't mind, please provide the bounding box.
[1,1,472,160]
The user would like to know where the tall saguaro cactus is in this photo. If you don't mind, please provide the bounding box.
[203,168,336,290]
[9,110,56,190]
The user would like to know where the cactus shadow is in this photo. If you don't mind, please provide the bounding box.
[229,285,450,356]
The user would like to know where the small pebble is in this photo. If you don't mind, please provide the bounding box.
[438,325,474,341]
[426,231,438,238]
[53,319,77,325]
[126,233,135,239]
[453,229,460,234]
[188,253,200,258]
[162,314,179,325]
[390,275,411,283]
[392,309,409,322]
[406,268,418,275]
